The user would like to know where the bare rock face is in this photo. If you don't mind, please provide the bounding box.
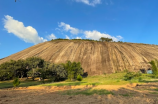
[1,41,158,75]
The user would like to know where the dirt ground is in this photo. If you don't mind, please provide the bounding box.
[1,83,158,104]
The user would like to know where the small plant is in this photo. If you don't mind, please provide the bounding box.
[13,77,20,87]
[77,74,83,81]
[135,72,142,77]
[138,77,143,82]
[124,72,135,81]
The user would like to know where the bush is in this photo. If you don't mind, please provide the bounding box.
[135,72,142,77]
[124,72,135,81]
[77,74,83,81]
[124,71,142,81]
[13,77,20,87]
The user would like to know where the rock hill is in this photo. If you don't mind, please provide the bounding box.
[1,40,158,75]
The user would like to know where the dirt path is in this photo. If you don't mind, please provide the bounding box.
[0,83,158,104]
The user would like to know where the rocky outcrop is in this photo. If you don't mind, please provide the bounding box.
[1,40,158,75]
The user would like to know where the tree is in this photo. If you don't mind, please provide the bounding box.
[71,62,84,79]
[149,59,158,76]
[27,68,39,81]
[48,63,67,81]
[0,61,13,80]
[15,59,28,78]
[63,61,84,81]
[25,57,44,80]
[99,37,113,42]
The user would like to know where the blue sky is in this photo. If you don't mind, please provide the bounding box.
[1,0,158,59]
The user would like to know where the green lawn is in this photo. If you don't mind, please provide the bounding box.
[0,73,157,89]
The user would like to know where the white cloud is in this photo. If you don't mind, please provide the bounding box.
[84,30,122,41]
[47,33,56,40]
[76,37,82,39]
[65,35,70,39]
[75,0,101,6]
[116,35,123,40]
[58,22,80,35]
[3,15,47,44]
[56,22,123,41]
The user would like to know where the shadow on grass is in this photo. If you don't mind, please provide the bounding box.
[61,88,114,96]
[139,79,158,83]
[0,80,42,89]
[41,82,101,87]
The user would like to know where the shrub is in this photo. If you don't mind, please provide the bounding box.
[135,71,142,77]
[149,59,158,76]
[124,71,142,81]
[77,74,83,81]
[124,72,136,81]
[13,77,20,87]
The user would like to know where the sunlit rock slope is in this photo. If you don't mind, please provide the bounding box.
[1,40,158,75]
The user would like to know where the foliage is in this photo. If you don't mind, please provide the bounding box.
[77,74,83,81]
[99,37,113,42]
[27,68,40,81]
[51,38,99,42]
[37,68,46,83]
[0,57,83,83]
[13,77,20,87]
[48,63,67,81]
[149,59,158,76]
[124,72,142,81]
[63,61,84,81]
[25,57,44,69]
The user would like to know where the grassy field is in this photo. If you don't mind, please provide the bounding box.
[0,72,157,89]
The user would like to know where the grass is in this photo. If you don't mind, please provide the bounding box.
[61,88,113,95]
[0,78,43,89]
[39,73,156,87]
[0,73,158,89]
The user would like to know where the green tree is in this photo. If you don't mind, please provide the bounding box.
[48,63,67,81]
[15,59,28,78]
[0,61,12,80]
[149,59,158,76]
[63,61,84,81]
[99,37,113,42]
[25,57,44,80]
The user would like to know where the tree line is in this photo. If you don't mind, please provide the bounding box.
[51,37,114,42]
[0,57,84,82]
